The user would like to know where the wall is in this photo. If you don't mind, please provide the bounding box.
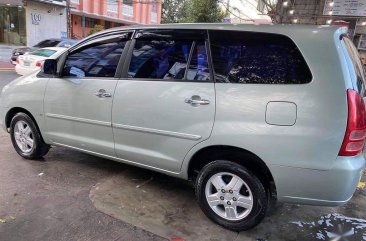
[25,1,67,47]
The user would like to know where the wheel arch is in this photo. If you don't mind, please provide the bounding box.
[5,107,45,141]
[187,145,277,198]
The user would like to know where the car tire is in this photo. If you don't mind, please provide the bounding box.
[10,113,50,160]
[195,160,267,231]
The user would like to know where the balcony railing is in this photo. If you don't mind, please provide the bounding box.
[123,4,133,16]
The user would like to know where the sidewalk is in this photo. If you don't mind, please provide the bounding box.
[0,61,14,70]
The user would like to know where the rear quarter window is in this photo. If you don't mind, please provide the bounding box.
[209,30,312,84]
[342,37,366,96]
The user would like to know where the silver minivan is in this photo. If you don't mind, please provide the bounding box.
[0,24,365,231]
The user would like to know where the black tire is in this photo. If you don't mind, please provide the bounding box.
[195,160,267,231]
[10,112,50,160]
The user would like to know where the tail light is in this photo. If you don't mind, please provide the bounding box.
[36,61,43,67]
[339,89,366,156]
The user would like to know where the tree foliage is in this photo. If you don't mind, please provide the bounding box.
[162,0,227,23]
[181,0,227,23]
[89,24,105,36]
[162,0,188,23]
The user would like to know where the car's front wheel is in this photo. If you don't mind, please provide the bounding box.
[195,160,267,231]
[10,112,50,160]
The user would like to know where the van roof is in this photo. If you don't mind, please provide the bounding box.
[97,23,347,38]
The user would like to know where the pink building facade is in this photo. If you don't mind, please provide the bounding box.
[70,0,162,39]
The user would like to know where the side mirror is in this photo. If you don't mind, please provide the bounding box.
[43,59,57,75]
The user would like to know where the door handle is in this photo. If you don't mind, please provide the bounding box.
[95,89,112,98]
[185,95,210,107]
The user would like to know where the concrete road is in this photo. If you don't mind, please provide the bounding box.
[0,129,166,241]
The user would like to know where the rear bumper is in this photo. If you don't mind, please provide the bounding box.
[271,154,365,206]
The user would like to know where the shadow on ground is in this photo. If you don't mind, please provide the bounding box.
[89,165,366,241]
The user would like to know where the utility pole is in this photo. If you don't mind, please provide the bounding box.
[66,0,72,38]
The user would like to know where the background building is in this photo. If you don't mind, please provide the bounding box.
[0,0,67,46]
[70,0,162,39]
[25,0,67,47]
[226,0,272,24]
[272,0,366,55]
[0,0,162,46]
[0,0,27,46]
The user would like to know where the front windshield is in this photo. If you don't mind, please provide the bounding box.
[31,49,57,57]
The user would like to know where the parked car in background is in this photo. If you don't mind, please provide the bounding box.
[15,47,66,76]
[1,24,365,231]
[11,38,77,64]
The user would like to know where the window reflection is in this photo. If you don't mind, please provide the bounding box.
[63,40,126,78]
[210,31,312,84]
[128,39,191,80]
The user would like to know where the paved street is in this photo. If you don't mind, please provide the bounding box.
[0,71,366,241]
[0,71,165,241]
[0,45,15,70]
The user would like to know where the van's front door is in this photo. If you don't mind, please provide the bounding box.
[112,29,215,173]
[44,34,130,156]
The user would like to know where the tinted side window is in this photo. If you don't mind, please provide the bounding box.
[128,39,191,80]
[343,37,366,95]
[209,30,312,84]
[128,29,210,81]
[63,40,126,78]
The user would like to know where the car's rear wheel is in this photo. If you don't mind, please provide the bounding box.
[195,160,267,231]
[10,113,50,160]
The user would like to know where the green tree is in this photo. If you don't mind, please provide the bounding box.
[162,0,188,23]
[89,24,105,36]
[180,0,227,23]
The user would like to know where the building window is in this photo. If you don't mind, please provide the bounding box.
[151,0,157,22]
[85,18,96,28]
[70,0,80,4]
[105,21,112,29]
[107,0,118,13]
[123,0,133,16]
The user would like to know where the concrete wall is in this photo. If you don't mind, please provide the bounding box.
[25,1,67,47]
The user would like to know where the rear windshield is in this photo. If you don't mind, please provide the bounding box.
[34,40,61,48]
[58,40,78,47]
[31,49,57,57]
[343,37,366,95]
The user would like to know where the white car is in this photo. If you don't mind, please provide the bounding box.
[15,47,66,76]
